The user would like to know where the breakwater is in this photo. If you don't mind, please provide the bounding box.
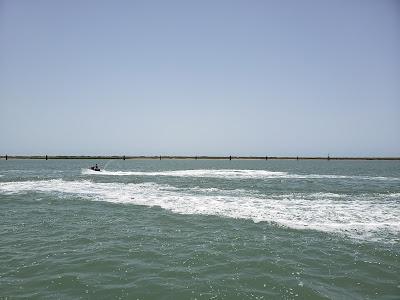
[1,155,399,160]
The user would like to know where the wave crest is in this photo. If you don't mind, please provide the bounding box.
[1,179,399,243]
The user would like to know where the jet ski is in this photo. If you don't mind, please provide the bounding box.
[90,165,101,171]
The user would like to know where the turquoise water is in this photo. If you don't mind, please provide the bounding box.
[0,159,399,299]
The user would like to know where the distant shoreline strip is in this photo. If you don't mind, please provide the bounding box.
[1,155,400,161]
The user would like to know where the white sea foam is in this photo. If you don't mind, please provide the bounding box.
[1,179,399,242]
[82,169,288,179]
[387,193,400,198]
[82,169,399,181]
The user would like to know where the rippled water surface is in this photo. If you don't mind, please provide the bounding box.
[0,159,399,299]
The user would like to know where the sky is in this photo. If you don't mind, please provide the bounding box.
[0,0,399,156]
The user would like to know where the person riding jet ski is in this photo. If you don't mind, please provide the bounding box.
[90,164,101,171]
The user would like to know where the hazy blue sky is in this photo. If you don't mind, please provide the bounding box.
[1,0,399,156]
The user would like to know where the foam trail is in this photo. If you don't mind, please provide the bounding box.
[1,179,399,242]
[82,169,288,179]
[82,169,399,181]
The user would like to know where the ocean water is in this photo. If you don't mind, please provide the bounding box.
[0,159,399,299]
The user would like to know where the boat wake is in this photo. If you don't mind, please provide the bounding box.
[1,179,399,243]
[82,168,399,181]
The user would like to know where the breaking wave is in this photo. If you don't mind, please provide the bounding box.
[1,179,399,243]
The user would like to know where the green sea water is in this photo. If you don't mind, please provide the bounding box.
[0,159,399,299]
